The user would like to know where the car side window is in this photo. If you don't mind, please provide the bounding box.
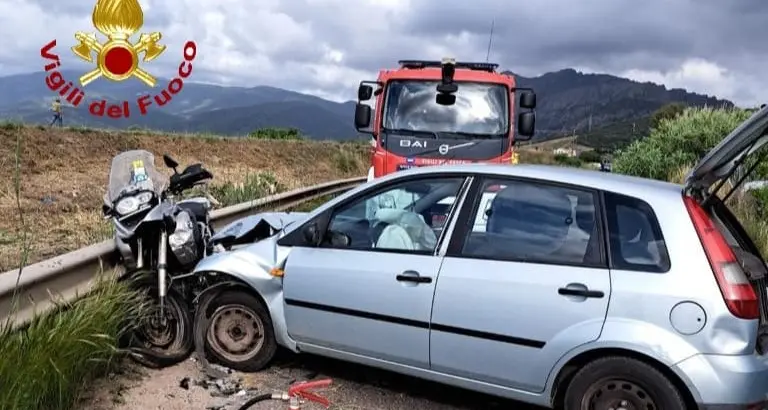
[604,192,670,273]
[324,177,465,253]
[458,179,604,267]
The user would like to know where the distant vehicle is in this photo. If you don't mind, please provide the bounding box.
[600,158,612,172]
[353,58,536,182]
[190,106,768,410]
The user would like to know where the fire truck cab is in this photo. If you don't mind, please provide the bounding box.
[354,59,536,182]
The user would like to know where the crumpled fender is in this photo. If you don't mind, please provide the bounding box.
[212,211,308,246]
[192,236,297,351]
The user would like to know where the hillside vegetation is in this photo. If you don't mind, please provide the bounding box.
[0,124,369,271]
[614,106,768,256]
[0,68,731,144]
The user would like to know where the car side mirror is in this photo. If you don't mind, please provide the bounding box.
[517,112,535,140]
[519,91,536,109]
[355,104,371,130]
[302,222,322,246]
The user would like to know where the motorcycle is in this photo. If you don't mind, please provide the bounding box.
[103,149,215,367]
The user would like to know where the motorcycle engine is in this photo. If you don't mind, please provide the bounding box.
[168,210,201,266]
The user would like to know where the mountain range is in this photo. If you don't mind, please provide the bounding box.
[0,68,733,146]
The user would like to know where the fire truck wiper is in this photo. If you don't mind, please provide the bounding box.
[382,127,440,139]
[442,131,499,139]
[411,141,479,158]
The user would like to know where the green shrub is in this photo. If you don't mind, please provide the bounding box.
[613,107,753,180]
[578,150,602,163]
[0,276,146,410]
[553,154,582,167]
[649,102,687,130]
[209,171,285,207]
[248,127,304,140]
[748,186,768,219]
[627,110,768,258]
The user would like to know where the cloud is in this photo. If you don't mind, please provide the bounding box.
[1,0,765,106]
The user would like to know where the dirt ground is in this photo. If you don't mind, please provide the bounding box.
[80,351,543,410]
[0,125,368,271]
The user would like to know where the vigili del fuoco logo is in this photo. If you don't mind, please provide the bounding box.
[39,0,198,119]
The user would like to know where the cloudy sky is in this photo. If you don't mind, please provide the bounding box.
[0,0,765,106]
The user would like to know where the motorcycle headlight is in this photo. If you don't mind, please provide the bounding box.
[115,192,153,215]
[136,192,153,204]
[115,196,140,215]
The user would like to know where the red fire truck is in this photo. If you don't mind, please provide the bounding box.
[354,59,536,181]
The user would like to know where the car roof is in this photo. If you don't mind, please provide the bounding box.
[389,163,684,200]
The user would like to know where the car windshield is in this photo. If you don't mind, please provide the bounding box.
[382,80,508,136]
[106,150,167,204]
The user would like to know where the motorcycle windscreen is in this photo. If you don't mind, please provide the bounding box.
[106,149,167,204]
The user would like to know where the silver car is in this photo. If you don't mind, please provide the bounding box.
[193,107,768,410]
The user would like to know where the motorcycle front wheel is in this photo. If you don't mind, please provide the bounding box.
[125,274,195,368]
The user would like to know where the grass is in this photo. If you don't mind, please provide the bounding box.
[2,125,148,410]
[208,171,286,207]
[287,194,339,212]
[332,146,368,173]
[0,124,370,271]
[0,275,147,410]
[668,165,768,258]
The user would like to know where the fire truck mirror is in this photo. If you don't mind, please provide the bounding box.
[519,91,537,109]
[358,84,373,101]
[517,112,535,140]
[354,103,372,130]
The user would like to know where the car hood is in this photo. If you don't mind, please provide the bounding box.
[686,105,768,192]
[211,211,309,247]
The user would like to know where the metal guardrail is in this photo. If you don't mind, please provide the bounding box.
[0,177,366,329]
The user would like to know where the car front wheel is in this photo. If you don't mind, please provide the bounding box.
[202,290,277,372]
[563,356,687,410]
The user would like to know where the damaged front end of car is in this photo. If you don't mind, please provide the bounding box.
[190,212,309,354]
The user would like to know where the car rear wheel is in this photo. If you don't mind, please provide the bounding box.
[563,356,687,410]
[202,290,277,372]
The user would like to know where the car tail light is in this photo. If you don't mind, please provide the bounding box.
[684,196,759,320]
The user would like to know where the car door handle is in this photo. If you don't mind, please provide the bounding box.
[396,271,432,284]
[558,286,604,298]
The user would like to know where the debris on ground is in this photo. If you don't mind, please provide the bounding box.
[80,353,539,410]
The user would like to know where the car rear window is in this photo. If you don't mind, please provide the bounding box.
[604,192,670,273]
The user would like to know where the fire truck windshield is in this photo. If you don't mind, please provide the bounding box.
[382,80,509,138]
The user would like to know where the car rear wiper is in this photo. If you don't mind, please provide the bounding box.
[382,127,440,139]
